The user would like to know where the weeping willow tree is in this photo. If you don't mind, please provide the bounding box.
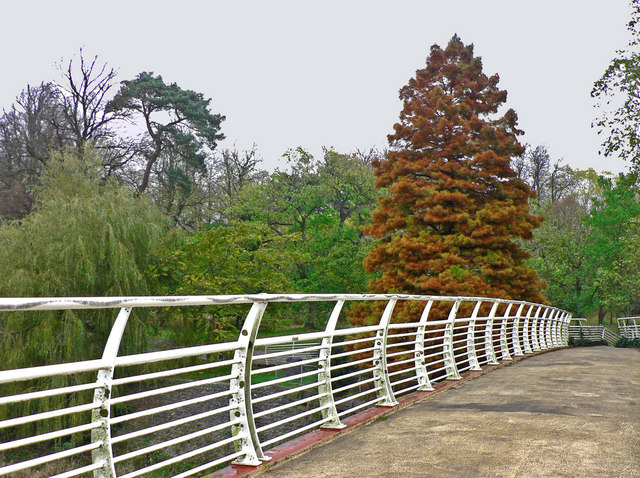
[0,147,170,440]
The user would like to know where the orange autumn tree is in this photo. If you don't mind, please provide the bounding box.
[351,35,545,327]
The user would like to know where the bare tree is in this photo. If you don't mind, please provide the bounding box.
[58,49,120,148]
[58,49,133,176]
[0,83,71,218]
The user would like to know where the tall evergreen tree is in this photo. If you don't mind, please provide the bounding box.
[361,36,545,306]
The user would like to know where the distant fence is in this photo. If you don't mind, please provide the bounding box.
[617,317,640,339]
[0,294,570,478]
[568,318,619,346]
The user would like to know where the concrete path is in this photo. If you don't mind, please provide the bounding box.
[261,347,640,478]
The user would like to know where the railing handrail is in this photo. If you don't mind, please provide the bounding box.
[0,293,566,312]
[0,294,571,478]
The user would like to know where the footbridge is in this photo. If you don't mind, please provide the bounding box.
[0,294,636,477]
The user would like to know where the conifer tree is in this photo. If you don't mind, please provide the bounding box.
[360,36,545,310]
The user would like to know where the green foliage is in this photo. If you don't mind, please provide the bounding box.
[155,222,295,342]
[592,0,640,170]
[615,336,640,348]
[568,336,606,347]
[0,149,169,366]
[584,173,640,315]
[0,148,170,440]
[107,71,225,194]
[230,148,377,326]
[525,172,640,319]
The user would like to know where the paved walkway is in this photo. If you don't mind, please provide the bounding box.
[260,347,640,478]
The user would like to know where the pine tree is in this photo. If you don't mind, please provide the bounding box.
[361,36,545,310]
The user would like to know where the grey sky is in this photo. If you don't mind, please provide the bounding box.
[0,1,631,173]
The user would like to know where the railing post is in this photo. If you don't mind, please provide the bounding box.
[443,300,462,380]
[538,308,550,350]
[414,300,435,390]
[512,304,525,356]
[230,301,269,466]
[484,302,500,365]
[565,315,572,344]
[92,307,132,478]
[530,306,542,351]
[319,301,346,429]
[373,299,398,407]
[553,312,566,347]
[550,311,559,347]
[522,305,534,354]
[499,303,513,361]
[466,300,483,371]
[545,309,557,348]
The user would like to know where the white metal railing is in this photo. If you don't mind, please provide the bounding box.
[0,294,570,478]
[568,318,620,346]
[617,317,640,339]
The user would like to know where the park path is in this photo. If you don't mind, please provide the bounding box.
[260,347,640,478]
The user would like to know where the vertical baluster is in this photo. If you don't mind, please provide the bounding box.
[484,302,500,365]
[553,312,566,347]
[414,300,435,390]
[538,308,550,350]
[512,304,525,356]
[230,301,269,465]
[545,309,557,348]
[564,315,572,345]
[466,300,483,371]
[530,306,542,352]
[443,300,462,380]
[319,301,346,429]
[522,304,534,354]
[499,303,513,361]
[92,307,132,478]
[373,299,398,406]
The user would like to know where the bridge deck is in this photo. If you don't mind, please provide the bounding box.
[260,347,640,478]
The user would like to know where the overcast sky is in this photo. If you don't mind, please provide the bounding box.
[0,1,632,173]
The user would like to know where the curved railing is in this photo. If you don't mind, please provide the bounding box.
[0,294,570,478]
[617,317,640,339]
[568,318,620,346]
